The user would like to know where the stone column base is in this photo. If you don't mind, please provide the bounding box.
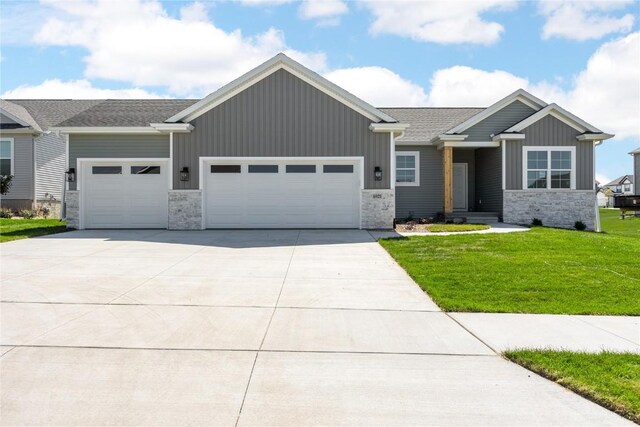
[169,190,203,230]
[64,191,79,229]
[361,189,395,229]
[503,190,596,230]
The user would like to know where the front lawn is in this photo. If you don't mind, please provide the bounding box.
[0,219,67,243]
[505,350,640,423]
[600,208,640,238]
[379,227,640,315]
[395,223,490,233]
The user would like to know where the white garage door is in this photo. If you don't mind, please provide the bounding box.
[204,159,361,228]
[80,160,169,229]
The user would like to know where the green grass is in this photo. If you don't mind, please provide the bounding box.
[426,223,490,233]
[505,350,640,423]
[0,218,67,243]
[379,227,640,314]
[600,208,640,238]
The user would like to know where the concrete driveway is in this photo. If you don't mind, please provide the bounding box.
[0,230,629,426]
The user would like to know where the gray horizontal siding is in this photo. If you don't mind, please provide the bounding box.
[505,115,593,190]
[35,132,66,202]
[395,145,442,219]
[1,133,33,200]
[69,134,169,190]
[465,100,536,142]
[174,69,390,190]
[475,147,503,213]
[453,149,475,211]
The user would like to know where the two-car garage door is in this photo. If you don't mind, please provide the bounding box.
[204,159,361,228]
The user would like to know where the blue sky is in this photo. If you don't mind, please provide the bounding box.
[1,0,638,183]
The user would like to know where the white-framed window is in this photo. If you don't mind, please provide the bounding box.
[396,151,419,186]
[0,138,13,176]
[624,184,631,192]
[523,146,576,190]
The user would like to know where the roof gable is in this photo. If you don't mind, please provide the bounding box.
[505,103,603,134]
[166,53,397,124]
[0,100,41,131]
[445,89,547,135]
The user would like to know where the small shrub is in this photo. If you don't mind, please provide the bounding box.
[0,208,13,218]
[37,205,51,219]
[0,175,13,195]
[575,220,587,231]
[531,218,543,226]
[17,209,36,219]
[406,211,415,222]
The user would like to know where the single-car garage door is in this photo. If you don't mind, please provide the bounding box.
[80,159,169,229]
[204,159,361,228]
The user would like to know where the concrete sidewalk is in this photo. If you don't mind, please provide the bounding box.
[0,230,632,426]
[451,313,640,353]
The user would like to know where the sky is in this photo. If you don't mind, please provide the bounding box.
[1,0,638,184]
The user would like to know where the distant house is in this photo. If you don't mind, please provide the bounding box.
[631,148,640,195]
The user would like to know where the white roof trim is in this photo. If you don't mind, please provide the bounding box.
[166,53,397,124]
[445,89,547,135]
[0,107,38,130]
[629,147,640,155]
[505,103,603,134]
[436,140,500,150]
[50,127,163,134]
[492,133,525,141]
[369,123,410,132]
[434,134,468,142]
[150,123,194,133]
[576,133,614,141]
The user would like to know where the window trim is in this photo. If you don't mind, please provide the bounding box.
[522,146,576,190]
[395,151,420,187]
[0,138,14,176]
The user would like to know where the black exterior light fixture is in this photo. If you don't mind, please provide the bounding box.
[374,166,383,181]
[65,168,76,182]
[179,166,190,182]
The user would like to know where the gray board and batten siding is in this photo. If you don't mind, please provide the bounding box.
[504,115,594,190]
[474,146,503,213]
[634,153,639,193]
[68,134,169,190]
[464,100,536,142]
[173,69,391,190]
[395,145,442,219]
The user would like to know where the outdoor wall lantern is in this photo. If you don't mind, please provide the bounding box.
[179,166,190,182]
[65,168,76,182]
[374,166,383,181]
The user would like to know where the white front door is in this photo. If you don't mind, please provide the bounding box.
[204,159,361,229]
[453,163,468,211]
[81,159,169,229]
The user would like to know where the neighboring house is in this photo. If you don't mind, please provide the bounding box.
[0,99,102,216]
[601,175,635,206]
[4,53,614,230]
[596,187,609,207]
[631,148,640,194]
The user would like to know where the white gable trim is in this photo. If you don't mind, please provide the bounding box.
[167,53,397,124]
[445,89,547,135]
[505,103,603,134]
[1,108,33,129]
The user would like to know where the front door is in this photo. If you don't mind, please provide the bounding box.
[453,163,468,211]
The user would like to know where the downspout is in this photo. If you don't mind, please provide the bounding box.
[594,140,601,232]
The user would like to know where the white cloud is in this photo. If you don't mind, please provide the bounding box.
[32,0,326,97]
[299,0,348,23]
[596,173,613,185]
[1,79,163,99]
[324,66,428,107]
[240,0,293,5]
[362,0,517,45]
[540,0,635,41]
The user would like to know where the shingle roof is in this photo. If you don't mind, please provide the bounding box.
[54,99,198,127]
[604,175,634,186]
[9,100,104,130]
[0,99,42,131]
[380,107,485,142]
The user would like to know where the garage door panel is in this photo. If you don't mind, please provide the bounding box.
[82,161,168,229]
[205,160,359,229]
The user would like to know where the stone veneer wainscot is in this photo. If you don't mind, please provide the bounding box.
[503,190,596,230]
[168,190,203,230]
[361,189,395,229]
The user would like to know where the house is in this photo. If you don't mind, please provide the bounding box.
[0,99,102,216]
[2,54,614,230]
[631,148,640,194]
[601,175,635,206]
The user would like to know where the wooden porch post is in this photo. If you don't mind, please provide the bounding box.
[443,146,453,214]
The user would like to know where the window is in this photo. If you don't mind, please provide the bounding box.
[92,166,122,174]
[286,165,316,173]
[323,164,353,173]
[624,184,631,192]
[248,165,278,173]
[211,165,241,173]
[396,151,419,186]
[131,166,160,175]
[524,147,575,190]
[0,138,13,176]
